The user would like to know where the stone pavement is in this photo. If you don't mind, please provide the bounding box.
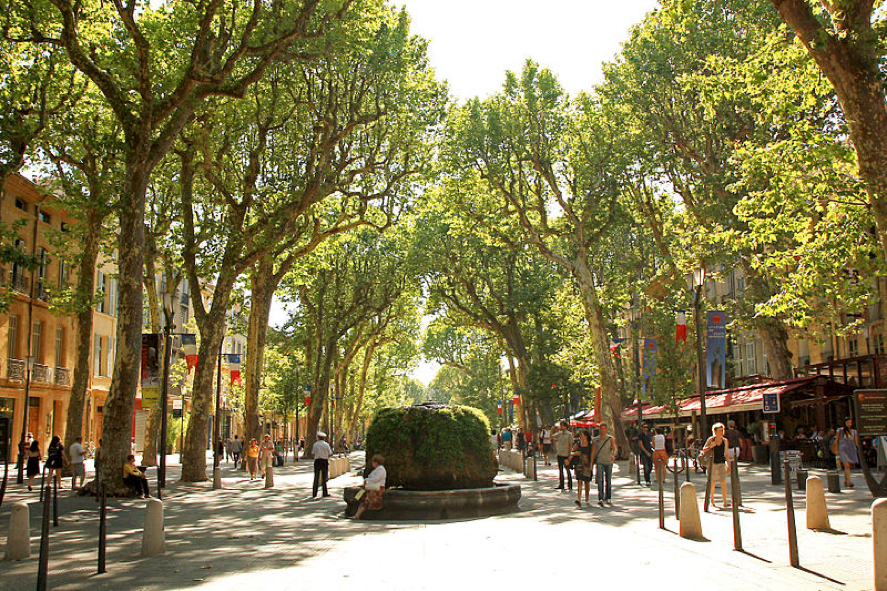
[0,452,880,590]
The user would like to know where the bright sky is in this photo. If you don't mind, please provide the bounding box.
[270,1,661,386]
[394,0,661,100]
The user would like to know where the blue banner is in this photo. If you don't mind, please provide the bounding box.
[642,338,658,397]
[706,311,728,389]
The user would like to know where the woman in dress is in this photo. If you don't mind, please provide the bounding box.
[26,439,41,491]
[246,438,260,480]
[571,430,593,507]
[702,423,731,508]
[836,417,859,488]
[353,455,386,519]
[46,435,65,488]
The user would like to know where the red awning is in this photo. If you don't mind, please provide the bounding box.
[621,376,835,421]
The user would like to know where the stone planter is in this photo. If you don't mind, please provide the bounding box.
[344,482,521,520]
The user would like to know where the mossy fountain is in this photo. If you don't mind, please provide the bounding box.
[344,403,521,519]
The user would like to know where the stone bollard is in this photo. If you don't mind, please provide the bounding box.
[4,502,30,561]
[805,476,830,530]
[141,498,165,557]
[679,482,703,540]
[212,466,221,490]
[874,498,887,591]
[345,456,351,473]
[265,465,274,488]
[827,471,841,494]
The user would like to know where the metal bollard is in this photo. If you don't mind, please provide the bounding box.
[796,469,808,492]
[703,460,713,513]
[53,473,59,527]
[730,460,742,551]
[784,460,800,567]
[827,471,841,494]
[658,469,665,530]
[37,480,52,591]
[98,480,107,574]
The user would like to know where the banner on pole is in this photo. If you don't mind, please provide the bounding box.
[706,311,728,389]
[642,338,658,397]
[141,333,161,408]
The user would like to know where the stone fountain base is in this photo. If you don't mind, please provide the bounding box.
[343,482,521,520]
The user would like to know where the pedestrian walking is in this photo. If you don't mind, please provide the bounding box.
[725,420,742,461]
[571,430,593,507]
[652,427,668,486]
[502,428,513,451]
[835,417,859,488]
[312,431,333,497]
[541,426,552,466]
[46,435,65,488]
[69,436,86,490]
[246,439,260,479]
[702,422,730,508]
[225,438,233,462]
[637,423,653,486]
[593,423,617,506]
[554,421,574,491]
[260,434,275,478]
[231,435,243,465]
[26,439,40,492]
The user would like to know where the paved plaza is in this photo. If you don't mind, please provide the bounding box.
[0,452,880,590]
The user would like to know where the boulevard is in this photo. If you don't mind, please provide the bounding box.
[0,453,878,590]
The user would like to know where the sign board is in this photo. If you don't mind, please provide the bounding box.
[172,399,183,419]
[762,392,780,414]
[779,450,802,473]
[140,333,161,409]
[854,389,887,437]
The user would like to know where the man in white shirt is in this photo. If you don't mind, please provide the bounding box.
[312,432,333,497]
[69,436,86,490]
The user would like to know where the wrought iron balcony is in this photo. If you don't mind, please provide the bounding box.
[6,358,25,382]
[32,363,52,384]
[54,366,70,387]
[35,282,50,302]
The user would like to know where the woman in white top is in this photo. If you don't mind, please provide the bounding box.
[652,428,668,485]
[354,454,387,519]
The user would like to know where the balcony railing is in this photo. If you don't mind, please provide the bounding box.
[32,363,52,384]
[9,273,29,294]
[6,358,25,382]
[55,366,70,387]
[35,282,50,302]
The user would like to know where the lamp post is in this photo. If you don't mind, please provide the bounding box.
[158,292,174,494]
[693,268,708,439]
[16,356,35,484]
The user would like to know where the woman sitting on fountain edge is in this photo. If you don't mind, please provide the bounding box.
[353,455,386,519]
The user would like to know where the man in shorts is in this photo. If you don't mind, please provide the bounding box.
[69,436,86,490]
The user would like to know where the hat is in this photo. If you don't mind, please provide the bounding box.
[317,431,327,438]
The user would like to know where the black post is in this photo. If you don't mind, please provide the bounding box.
[673,459,681,518]
[685,454,691,483]
[52,472,58,527]
[784,460,800,567]
[533,450,537,482]
[657,468,665,530]
[636,451,641,486]
[770,435,782,485]
[215,344,222,470]
[0,457,8,509]
[158,309,173,495]
[97,464,106,574]
[694,284,708,439]
[37,480,51,590]
[730,460,742,551]
[703,458,713,513]
[15,360,33,484]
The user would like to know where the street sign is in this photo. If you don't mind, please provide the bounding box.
[779,450,802,473]
[762,392,780,413]
[172,399,183,419]
[854,389,887,437]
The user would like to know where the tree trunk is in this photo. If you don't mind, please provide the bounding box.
[772,0,887,264]
[572,256,630,458]
[244,259,276,450]
[181,317,226,481]
[98,163,148,494]
[757,318,794,381]
[63,209,101,468]
[347,339,376,442]
[303,339,335,459]
[140,267,163,467]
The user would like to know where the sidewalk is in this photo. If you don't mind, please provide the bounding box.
[0,453,879,590]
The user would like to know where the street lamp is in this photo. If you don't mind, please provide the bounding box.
[693,267,708,439]
[158,290,174,495]
[16,356,35,484]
